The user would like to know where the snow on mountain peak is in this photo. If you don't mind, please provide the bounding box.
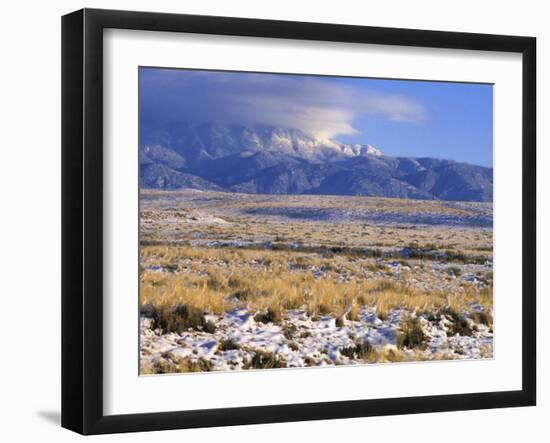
[332,141,384,158]
[364,144,384,156]
[263,127,386,160]
[143,122,384,164]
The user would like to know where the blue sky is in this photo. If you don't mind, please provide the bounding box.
[140,67,493,167]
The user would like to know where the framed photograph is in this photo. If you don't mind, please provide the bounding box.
[62,8,536,435]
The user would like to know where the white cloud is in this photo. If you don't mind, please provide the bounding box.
[140,69,427,139]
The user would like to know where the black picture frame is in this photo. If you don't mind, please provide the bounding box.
[62,8,536,435]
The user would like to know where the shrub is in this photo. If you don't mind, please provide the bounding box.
[141,354,215,374]
[178,357,214,372]
[442,307,473,337]
[244,350,286,369]
[140,302,157,319]
[141,302,215,334]
[203,320,217,334]
[340,340,374,360]
[163,263,179,273]
[384,348,405,362]
[141,358,177,374]
[397,318,426,349]
[230,289,254,301]
[471,310,493,326]
[447,317,473,336]
[288,341,300,351]
[254,307,282,324]
[282,324,297,340]
[219,338,241,351]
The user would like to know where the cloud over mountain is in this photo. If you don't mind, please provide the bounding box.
[140,69,427,140]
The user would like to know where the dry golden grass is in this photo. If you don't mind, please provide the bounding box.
[140,190,493,335]
[140,245,492,325]
[141,356,213,374]
[358,346,463,364]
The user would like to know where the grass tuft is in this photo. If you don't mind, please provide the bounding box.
[244,350,286,369]
[340,340,374,360]
[254,307,282,324]
[397,317,426,349]
[219,338,241,351]
[442,307,473,337]
[140,303,215,334]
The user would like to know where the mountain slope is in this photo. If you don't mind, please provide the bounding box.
[139,123,492,202]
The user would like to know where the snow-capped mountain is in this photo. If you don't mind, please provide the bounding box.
[141,122,385,165]
[140,122,493,202]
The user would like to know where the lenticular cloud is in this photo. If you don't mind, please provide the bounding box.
[139,68,426,139]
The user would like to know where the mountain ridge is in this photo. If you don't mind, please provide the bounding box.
[140,123,492,202]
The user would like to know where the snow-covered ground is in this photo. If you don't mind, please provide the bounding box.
[140,307,493,373]
[139,190,494,374]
